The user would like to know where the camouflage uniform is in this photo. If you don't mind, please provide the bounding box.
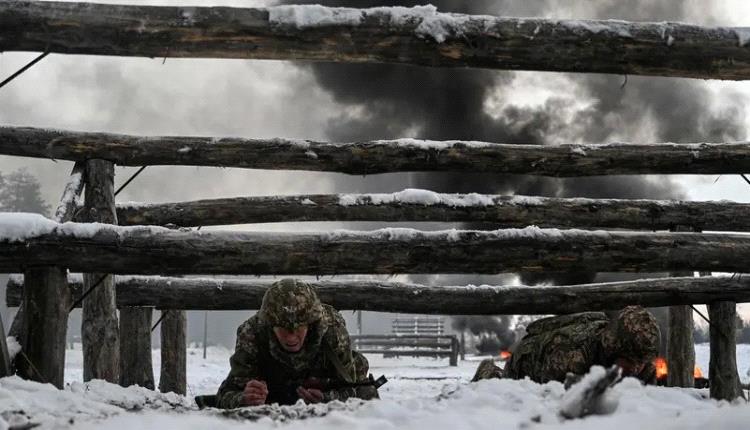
[216,279,377,408]
[472,306,659,384]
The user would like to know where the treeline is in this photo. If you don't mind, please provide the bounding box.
[0,168,50,215]
[694,315,750,344]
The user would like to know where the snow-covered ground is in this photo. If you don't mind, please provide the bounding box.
[1,344,749,429]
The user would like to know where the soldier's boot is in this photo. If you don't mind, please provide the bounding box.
[352,350,379,400]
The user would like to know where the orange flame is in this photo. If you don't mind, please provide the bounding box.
[654,357,704,380]
[654,357,668,380]
[500,350,512,360]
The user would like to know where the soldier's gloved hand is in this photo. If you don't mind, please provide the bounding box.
[296,386,324,404]
[241,379,268,406]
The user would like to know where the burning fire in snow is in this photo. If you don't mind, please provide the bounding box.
[653,357,704,380]
[500,350,512,361]
[654,357,668,380]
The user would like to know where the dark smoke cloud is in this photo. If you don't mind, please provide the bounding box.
[277,0,747,342]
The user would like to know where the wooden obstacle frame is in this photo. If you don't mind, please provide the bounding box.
[0,1,748,400]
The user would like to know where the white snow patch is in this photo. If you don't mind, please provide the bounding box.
[305,150,319,159]
[561,19,633,38]
[268,4,362,27]
[0,213,58,242]
[570,146,587,156]
[268,5,496,43]
[559,365,609,417]
[0,212,173,243]
[338,189,497,207]
[376,138,494,150]
[300,198,317,205]
[667,35,675,46]
[177,146,191,153]
[5,337,21,361]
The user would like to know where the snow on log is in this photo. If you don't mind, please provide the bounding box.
[2,2,750,80]
[3,214,750,275]
[2,127,750,176]
[116,190,750,232]
[8,275,750,314]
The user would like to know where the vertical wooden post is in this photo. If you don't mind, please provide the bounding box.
[17,268,70,388]
[119,307,154,389]
[0,314,12,378]
[159,310,186,395]
[667,306,695,387]
[449,336,459,366]
[12,163,83,387]
[708,301,744,401]
[666,226,695,388]
[202,311,208,360]
[459,331,466,361]
[82,159,120,383]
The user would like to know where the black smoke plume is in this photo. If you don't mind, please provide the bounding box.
[277,0,747,346]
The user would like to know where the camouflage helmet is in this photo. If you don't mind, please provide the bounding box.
[258,279,323,329]
[604,306,660,361]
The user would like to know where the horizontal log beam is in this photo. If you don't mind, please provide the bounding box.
[3,127,750,176]
[2,2,750,80]
[5,215,750,275]
[7,275,750,314]
[116,192,750,231]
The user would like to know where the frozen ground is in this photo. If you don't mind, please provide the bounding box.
[1,344,749,429]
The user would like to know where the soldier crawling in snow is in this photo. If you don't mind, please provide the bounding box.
[216,279,378,408]
[472,306,660,385]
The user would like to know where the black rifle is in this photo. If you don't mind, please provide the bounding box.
[195,374,388,409]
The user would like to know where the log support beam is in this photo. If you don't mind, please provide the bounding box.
[17,267,69,388]
[666,226,695,388]
[9,275,750,315]
[114,193,750,232]
[667,305,695,388]
[12,163,83,386]
[3,127,750,177]
[119,307,154,390]
[2,2,750,80]
[159,310,186,395]
[708,301,744,401]
[81,159,119,383]
[4,226,750,275]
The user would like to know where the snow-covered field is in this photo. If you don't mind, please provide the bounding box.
[1,344,749,429]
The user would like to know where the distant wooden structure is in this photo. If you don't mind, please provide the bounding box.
[351,334,460,366]
[392,317,445,336]
[1,2,748,400]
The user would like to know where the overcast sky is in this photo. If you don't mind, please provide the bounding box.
[2,0,750,341]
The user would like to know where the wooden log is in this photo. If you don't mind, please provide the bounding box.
[708,301,744,401]
[159,310,186,395]
[119,307,154,390]
[115,193,750,232]
[449,337,459,366]
[11,163,83,385]
[667,305,695,388]
[667,226,695,388]
[4,127,750,177]
[2,2,750,80]
[81,159,119,383]
[10,275,750,315]
[0,314,11,378]
[54,162,85,223]
[4,224,750,275]
[17,267,69,388]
